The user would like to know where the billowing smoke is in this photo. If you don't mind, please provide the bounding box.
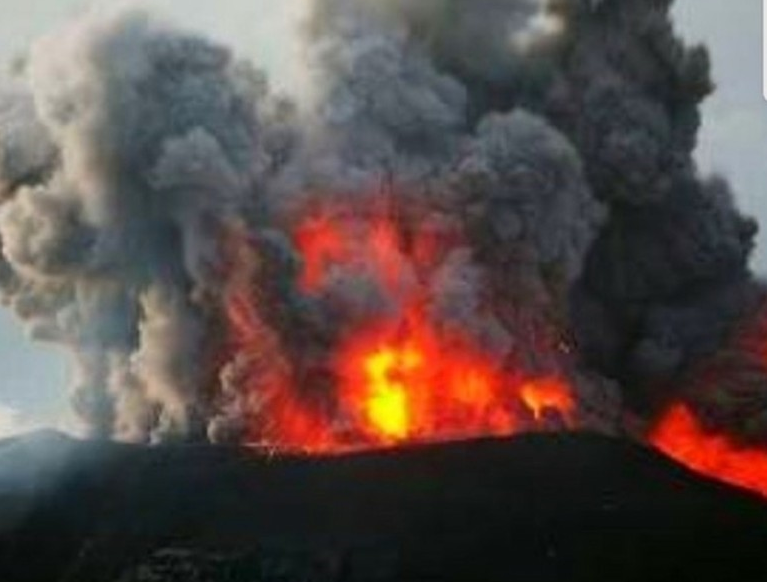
[0,10,286,441]
[0,0,760,448]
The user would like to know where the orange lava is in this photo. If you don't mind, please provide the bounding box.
[650,403,767,498]
[334,312,562,446]
[222,192,577,454]
[520,379,576,422]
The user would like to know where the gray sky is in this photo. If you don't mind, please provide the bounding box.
[0,0,763,434]
[674,0,767,274]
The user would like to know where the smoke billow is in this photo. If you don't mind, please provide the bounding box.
[0,10,285,441]
[0,0,761,447]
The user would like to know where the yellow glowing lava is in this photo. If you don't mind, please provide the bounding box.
[363,346,422,440]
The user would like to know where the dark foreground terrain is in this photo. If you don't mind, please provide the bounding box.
[0,431,766,582]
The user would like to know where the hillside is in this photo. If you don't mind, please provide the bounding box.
[0,432,766,581]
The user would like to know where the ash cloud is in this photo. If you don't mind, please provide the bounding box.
[0,9,283,441]
[0,0,760,443]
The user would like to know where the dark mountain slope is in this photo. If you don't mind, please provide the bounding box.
[0,432,766,581]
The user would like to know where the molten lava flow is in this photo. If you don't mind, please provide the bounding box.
[650,403,767,499]
[221,192,579,454]
[648,304,767,499]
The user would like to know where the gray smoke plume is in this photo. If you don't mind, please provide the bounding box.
[0,10,289,442]
[542,0,760,413]
[0,0,759,444]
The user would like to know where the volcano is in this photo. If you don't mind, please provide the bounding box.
[1,0,767,579]
[2,430,767,582]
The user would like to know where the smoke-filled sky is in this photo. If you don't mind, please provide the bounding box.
[0,0,763,436]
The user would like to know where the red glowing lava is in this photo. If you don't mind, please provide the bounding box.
[220,191,578,454]
[650,403,767,498]
[334,311,568,446]
[520,378,576,422]
[293,199,409,296]
[648,304,767,499]
[294,213,347,293]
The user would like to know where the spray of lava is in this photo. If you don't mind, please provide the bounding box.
[220,188,580,452]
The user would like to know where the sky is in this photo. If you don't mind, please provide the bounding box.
[0,0,763,435]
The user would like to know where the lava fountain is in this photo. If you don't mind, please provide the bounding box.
[219,187,580,454]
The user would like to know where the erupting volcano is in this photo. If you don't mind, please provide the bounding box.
[0,0,764,504]
[222,190,579,453]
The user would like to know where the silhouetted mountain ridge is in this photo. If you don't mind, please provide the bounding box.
[0,432,766,581]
